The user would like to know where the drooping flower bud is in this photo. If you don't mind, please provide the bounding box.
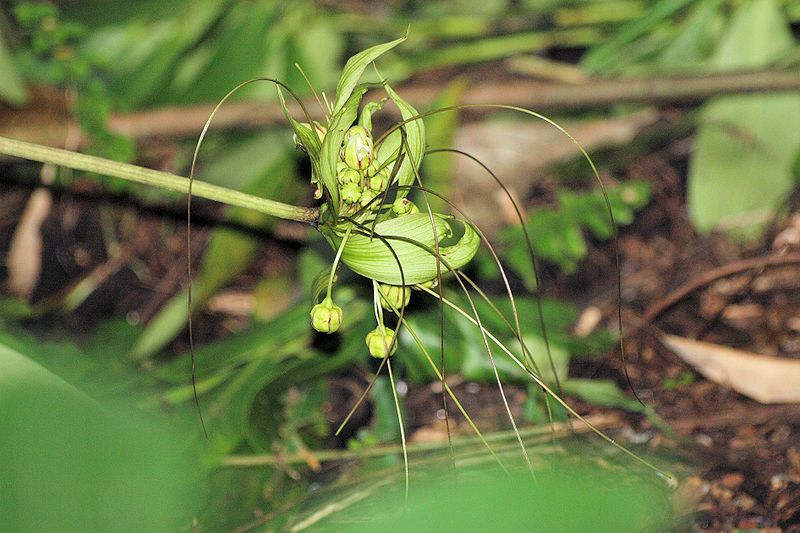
[365,326,396,358]
[310,297,343,333]
[342,125,373,170]
[391,197,419,216]
[341,182,363,204]
[337,167,362,185]
[378,284,411,312]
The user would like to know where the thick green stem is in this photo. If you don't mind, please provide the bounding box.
[0,136,319,224]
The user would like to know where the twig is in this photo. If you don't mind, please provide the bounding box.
[220,413,620,467]
[3,70,800,145]
[667,404,800,432]
[641,252,800,324]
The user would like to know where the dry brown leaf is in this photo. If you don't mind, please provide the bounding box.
[663,335,800,404]
[7,188,51,299]
[453,109,658,234]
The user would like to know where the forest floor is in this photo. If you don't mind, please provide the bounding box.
[2,105,799,532]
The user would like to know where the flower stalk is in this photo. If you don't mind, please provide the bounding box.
[0,135,319,224]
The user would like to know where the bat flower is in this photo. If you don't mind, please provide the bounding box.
[278,37,479,349]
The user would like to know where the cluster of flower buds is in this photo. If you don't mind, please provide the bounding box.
[336,125,391,214]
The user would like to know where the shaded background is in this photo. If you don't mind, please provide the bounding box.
[1,0,800,530]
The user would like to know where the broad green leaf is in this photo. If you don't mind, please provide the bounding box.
[520,334,570,384]
[459,317,527,382]
[400,310,467,383]
[154,302,311,382]
[326,213,480,285]
[658,0,726,70]
[332,36,405,114]
[687,0,800,239]
[287,463,674,531]
[286,15,344,91]
[165,1,278,104]
[83,0,226,108]
[0,32,27,105]
[0,343,199,532]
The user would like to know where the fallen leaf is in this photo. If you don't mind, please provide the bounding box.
[453,110,657,234]
[7,188,51,300]
[663,335,800,404]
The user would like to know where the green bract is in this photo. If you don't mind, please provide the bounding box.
[322,213,480,286]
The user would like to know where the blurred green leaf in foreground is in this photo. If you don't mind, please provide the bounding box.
[0,339,201,532]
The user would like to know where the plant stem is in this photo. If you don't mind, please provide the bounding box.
[0,136,319,224]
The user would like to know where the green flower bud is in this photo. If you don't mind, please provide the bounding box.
[310,297,342,333]
[391,198,419,216]
[359,189,378,209]
[337,167,362,185]
[378,284,411,312]
[342,125,373,170]
[415,278,439,290]
[366,160,382,177]
[367,171,389,192]
[341,182,363,204]
[365,326,396,358]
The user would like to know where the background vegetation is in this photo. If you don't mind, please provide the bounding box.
[1,1,799,530]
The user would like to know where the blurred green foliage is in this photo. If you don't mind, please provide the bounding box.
[280,462,677,532]
[3,0,796,529]
[0,333,200,531]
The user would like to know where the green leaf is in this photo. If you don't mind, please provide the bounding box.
[561,378,645,413]
[0,32,27,105]
[288,463,674,531]
[497,181,651,282]
[687,0,800,239]
[275,90,326,209]
[658,0,726,69]
[83,0,226,108]
[332,36,405,114]
[0,342,199,531]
